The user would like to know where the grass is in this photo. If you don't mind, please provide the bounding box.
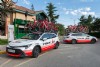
[0,39,8,45]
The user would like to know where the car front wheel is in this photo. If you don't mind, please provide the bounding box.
[71,39,77,44]
[54,42,59,49]
[32,46,40,58]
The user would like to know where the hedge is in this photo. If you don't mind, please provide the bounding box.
[0,39,8,45]
[88,32,100,38]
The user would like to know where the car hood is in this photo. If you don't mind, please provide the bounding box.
[9,39,36,46]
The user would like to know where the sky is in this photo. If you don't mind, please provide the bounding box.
[13,0,100,27]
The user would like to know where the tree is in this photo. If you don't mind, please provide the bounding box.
[79,15,87,26]
[79,15,94,33]
[0,0,17,35]
[0,0,16,15]
[31,4,34,11]
[56,23,65,35]
[92,18,100,32]
[46,3,59,23]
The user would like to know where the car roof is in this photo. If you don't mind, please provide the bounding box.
[32,32,56,35]
[69,32,84,34]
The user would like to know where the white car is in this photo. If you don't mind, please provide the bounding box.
[63,33,98,44]
[6,32,60,58]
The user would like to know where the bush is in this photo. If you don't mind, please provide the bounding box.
[0,39,8,45]
[88,32,100,38]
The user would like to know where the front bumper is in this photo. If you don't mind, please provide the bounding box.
[6,47,25,57]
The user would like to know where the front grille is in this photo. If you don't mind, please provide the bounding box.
[6,47,23,54]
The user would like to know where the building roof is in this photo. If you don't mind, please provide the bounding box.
[0,4,49,19]
[13,5,48,17]
[13,5,35,14]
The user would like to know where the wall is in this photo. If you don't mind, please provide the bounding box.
[13,12,36,21]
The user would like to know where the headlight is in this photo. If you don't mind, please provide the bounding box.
[21,44,32,49]
[7,45,10,47]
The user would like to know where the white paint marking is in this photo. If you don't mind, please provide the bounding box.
[14,59,34,67]
[67,56,73,58]
[0,59,12,67]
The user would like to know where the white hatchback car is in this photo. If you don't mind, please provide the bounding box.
[6,32,60,58]
[63,33,98,44]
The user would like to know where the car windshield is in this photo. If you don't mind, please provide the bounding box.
[21,33,40,40]
[65,33,70,36]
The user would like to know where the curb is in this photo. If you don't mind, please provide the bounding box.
[0,51,6,54]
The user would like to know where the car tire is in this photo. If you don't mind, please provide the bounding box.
[91,39,96,44]
[71,39,77,44]
[32,46,40,58]
[54,42,59,49]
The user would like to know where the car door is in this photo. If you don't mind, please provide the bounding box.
[76,33,86,43]
[49,33,57,49]
[40,33,51,51]
[82,33,91,43]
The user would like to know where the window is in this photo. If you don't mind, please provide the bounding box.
[49,34,56,38]
[21,33,40,40]
[41,34,50,39]
[66,33,70,36]
[82,33,88,36]
[72,33,82,36]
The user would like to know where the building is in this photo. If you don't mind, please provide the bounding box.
[0,1,49,39]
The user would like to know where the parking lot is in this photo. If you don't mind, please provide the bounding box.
[0,39,100,67]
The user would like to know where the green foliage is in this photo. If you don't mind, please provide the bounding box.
[91,18,100,32]
[79,15,94,33]
[31,4,34,11]
[79,15,94,26]
[0,39,8,45]
[56,23,65,35]
[89,32,100,38]
[46,3,59,23]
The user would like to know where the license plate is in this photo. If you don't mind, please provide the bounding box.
[8,49,15,53]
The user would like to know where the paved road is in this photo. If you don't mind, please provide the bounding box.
[0,40,100,67]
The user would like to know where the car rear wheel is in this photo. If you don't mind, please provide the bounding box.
[54,42,59,49]
[91,39,96,44]
[32,46,40,58]
[71,39,77,44]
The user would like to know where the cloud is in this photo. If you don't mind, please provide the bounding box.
[80,0,94,2]
[85,7,91,11]
[57,2,61,5]
[62,7,95,16]
[23,0,31,5]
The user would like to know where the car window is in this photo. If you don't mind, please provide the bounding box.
[21,33,40,40]
[72,33,82,36]
[40,34,50,39]
[65,33,70,36]
[82,33,89,36]
[49,34,56,38]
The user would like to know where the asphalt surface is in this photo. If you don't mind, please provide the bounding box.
[0,40,100,67]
